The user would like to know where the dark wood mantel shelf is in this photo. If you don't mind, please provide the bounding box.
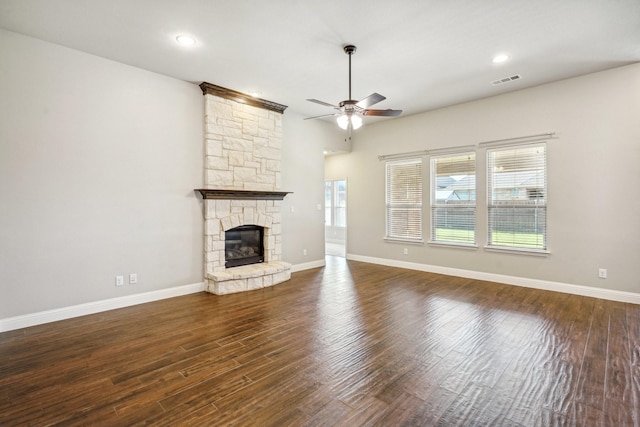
[199,82,287,114]
[195,189,292,201]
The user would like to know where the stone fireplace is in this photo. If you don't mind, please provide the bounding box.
[196,83,291,295]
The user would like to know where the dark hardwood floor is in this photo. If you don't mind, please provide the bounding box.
[1,257,639,426]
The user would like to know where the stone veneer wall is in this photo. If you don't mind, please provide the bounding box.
[202,90,290,294]
[204,95,283,192]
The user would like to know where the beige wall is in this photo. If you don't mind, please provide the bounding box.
[325,63,640,293]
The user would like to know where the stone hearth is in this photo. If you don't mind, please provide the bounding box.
[198,83,291,295]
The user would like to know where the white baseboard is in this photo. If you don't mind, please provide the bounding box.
[0,282,205,333]
[1,260,327,334]
[6,255,635,334]
[0,259,325,332]
[291,259,326,273]
[346,254,640,305]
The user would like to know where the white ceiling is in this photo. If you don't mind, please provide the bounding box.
[1,0,639,122]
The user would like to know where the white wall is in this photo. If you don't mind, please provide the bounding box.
[281,110,343,267]
[0,29,337,322]
[0,29,205,318]
[3,28,635,324]
[326,64,640,294]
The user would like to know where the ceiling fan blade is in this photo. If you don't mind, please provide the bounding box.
[356,93,386,109]
[306,99,339,108]
[363,109,403,117]
[304,113,338,120]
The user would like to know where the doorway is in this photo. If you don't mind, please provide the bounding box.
[325,179,347,257]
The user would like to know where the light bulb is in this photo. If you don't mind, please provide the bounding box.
[351,114,363,130]
[336,115,349,130]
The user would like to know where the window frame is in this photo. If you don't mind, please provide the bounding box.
[384,158,424,243]
[429,151,477,248]
[486,142,549,254]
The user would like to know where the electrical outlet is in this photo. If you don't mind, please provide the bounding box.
[115,275,124,286]
[129,273,138,284]
[403,248,409,255]
[303,249,307,256]
[598,268,607,279]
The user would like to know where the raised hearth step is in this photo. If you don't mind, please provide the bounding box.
[207,261,291,282]
[205,261,292,295]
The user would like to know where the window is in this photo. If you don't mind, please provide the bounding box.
[487,143,547,251]
[430,152,476,245]
[385,159,423,241]
[325,179,346,228]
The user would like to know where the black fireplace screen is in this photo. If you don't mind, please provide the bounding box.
[225,225,264,268]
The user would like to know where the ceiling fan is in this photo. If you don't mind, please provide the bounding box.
[305,45,402,131]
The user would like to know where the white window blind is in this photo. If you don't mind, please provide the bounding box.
[386,159,423,241]
[487,143,547,251]
[430,152,476,245]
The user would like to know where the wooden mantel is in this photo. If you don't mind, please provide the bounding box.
[199,82,288,114]
[195,189,292,201]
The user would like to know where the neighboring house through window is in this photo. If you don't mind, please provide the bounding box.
[430,152,476,245]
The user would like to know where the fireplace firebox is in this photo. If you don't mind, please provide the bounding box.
[225,225,264,268]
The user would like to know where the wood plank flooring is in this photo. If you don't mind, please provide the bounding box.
[1,257,639,426]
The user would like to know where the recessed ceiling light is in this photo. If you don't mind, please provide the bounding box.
[249,91,262,98]
[176,35,196,46]
[492,53,510,64]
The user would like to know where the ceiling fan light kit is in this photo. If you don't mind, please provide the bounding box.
[337,111,362,130]
[305,44,402,131]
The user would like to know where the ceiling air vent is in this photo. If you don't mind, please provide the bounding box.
[491,74,522,86]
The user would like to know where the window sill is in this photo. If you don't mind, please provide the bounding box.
[384,237,424,245]
[485,246,550,256]
[428,241,478,250]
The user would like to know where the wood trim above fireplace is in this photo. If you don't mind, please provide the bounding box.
[199,82,288,114]
[195,189,292,200]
